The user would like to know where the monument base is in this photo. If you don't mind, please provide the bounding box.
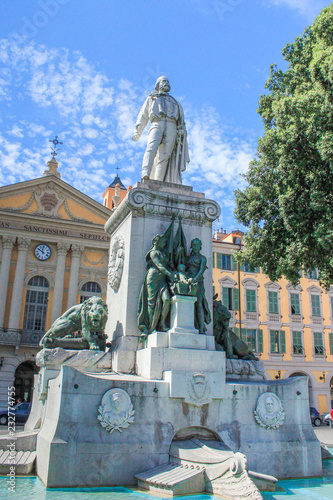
[29,364,321,488]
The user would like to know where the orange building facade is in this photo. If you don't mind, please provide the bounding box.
[212,228,333,414]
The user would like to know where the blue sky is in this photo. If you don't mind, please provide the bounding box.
[0,0,329,231]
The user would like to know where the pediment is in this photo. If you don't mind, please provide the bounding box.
[218,276,237,287]
[306,284,322,294]
[286,282,303,292]
[264,281,281,290]
[0,175,111,224]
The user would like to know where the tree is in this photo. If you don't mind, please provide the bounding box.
[235,4,333,289]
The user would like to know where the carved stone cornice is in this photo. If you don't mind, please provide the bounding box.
[2,235,16,250]
[71,244,84,258]
[17,238,31,252]
[105,185,220,235]
[57,243,70,256]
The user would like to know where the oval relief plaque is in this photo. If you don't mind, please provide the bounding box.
[98,388,135,434]
[254,392,285,430]
[108,235,125,291]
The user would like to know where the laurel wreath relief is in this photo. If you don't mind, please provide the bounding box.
[97,404,135,434]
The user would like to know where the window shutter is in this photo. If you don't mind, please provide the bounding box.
[234,327,239,337]
[213,253,216,268]
[255,267,260,274]
[240,264,245,272]
[222,287,229,308]
[257,329,263,353]
[280,330,286,354]
[216,253,222,269]
[232,256,238,271]
[233,288,239,310]
[270,330,276,353]
[241,328,247,343]
[329,333,333,355]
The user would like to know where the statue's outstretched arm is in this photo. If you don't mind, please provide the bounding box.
[132,97,150,140]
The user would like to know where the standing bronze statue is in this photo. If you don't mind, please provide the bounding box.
[186,238,211,334]
[137,234,176,342]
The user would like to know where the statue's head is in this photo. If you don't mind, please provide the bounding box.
[81,296,108,332]
[155,76,170,93]
[191,238,202,254]
[152,234,167,249]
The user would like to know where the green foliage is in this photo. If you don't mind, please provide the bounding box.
[235,4,333,289]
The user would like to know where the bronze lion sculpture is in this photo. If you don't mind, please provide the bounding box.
[40,296,108,351]
[213,294,258,361]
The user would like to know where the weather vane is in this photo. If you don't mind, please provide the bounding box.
[49,136,63,158]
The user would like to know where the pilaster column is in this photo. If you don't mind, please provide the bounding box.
[51,243,69,324]
[0,236,16,328]
[8,238,31,330]
[67,245,84,309]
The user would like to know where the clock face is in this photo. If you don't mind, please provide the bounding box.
[34,244,51,261]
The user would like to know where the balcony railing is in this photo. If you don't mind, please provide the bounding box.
[268,313,280,322]
[244,312,259,321]
[0,328,44,347]
[291,315,302,323]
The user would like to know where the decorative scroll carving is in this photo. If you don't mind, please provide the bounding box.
[84,253,106,266]
[108,236,125,291]
[63,198,89,222]
[226,359,265,379]
[105,186,220,235]
[2,236,16,249]
[4,192,36,212]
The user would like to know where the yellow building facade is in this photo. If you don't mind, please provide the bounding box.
[213,228,333,414]
[0,158,128,406]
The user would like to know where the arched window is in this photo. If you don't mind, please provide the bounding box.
[23,276,49,332]
[80,281,102,303]
[14,360,39,403]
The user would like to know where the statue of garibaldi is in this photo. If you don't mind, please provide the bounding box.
[132,76,190,184]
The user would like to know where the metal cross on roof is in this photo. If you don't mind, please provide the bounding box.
[49,136,63,158]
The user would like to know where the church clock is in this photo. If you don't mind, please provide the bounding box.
[34,244,51,261]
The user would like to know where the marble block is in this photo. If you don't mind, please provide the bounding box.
[168,332,206,349]
[104,180,220,374]
[169,295,197,334]
[144,331,206,350]
[164,370,225,401]
[136,346,226,380]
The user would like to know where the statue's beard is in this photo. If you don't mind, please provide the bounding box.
[159,84,170,93]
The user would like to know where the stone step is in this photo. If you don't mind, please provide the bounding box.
[136,462,205,496]
[0,449,36,475]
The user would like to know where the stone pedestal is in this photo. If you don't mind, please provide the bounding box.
[104,179,220,374]
[169,295,197,335]
[33,367,321,488]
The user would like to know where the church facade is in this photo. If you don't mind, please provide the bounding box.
[0,158,127,405]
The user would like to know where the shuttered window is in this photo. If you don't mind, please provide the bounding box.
[290,293,300,315]
[246,289,257,312]
[270,330,286,354]
[268,291,279,314]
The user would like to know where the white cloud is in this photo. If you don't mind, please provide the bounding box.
[8,125,24,138]
[0,37,255,230]
[263,0,328,19]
